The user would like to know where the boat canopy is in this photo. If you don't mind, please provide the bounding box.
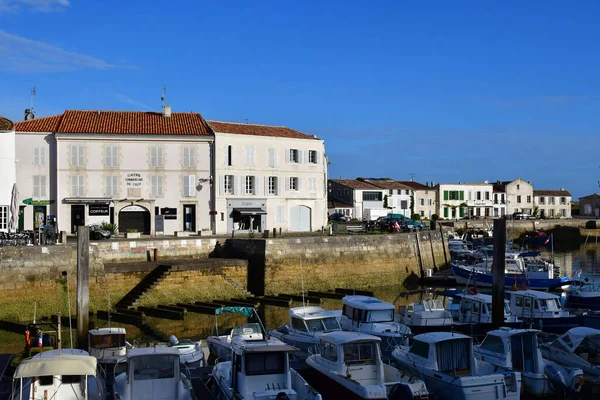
[215,306,254,317]
[557,327,600,352]
[342,295,394,310]
[15,355,97,378]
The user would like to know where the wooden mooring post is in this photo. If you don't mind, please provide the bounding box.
[439,224,448,267]
[492,218,506,330]
[77,225,90,350]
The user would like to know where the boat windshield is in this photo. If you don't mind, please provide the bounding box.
[132,355,177,380]
[366,309,393,322]
[245,352,285,376]
[539,298,560,311]
[90,334,126,349]
[305,317,340,332]
[343,342,376,365]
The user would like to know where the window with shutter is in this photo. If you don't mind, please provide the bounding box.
[71,175,83,196]
[183,175,195,196]
[183,147,189,167]
[71,145,84,167]
[33,147,39,165]
[309,150,317,164]
[268,148,276,168]
[150,147,163,168]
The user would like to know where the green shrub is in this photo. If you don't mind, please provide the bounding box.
[126,228,139,233]
[99,222,118,236]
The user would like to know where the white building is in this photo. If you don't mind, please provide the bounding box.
[356,178,413,217]
[0,115,16,232]
[15,109,214,235]
[436,182,494,219]
[209,121,327,234]
[534,189,572,219]
[327,179,385,220]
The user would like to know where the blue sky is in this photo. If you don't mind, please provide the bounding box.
[1,0,599,199]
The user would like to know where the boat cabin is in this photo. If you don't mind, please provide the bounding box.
[506,290,569,319]
[399,299,453,327]
[476,328,543,374]
[228,335,298,399]
[401,332,474,376]
[318,332,384,386]
[12,349,104,400]
[448,293,514,324]
[113,347,190,400]
[288,306,342,333]
[88,327,127,363]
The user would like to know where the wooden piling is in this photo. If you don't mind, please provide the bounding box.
[415,233,424,277]
[76,225,90,350]
[439,224,448,267]
[492,218,506,330]
[428,233,437,269]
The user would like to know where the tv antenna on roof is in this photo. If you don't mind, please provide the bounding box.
[408,173,416,181]
[161,85,167,109]
[30,87,36,110]
[24,87,36,120]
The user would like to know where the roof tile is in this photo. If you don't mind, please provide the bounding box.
[534,189,571,196]
[208,120,318,140]
[328,179,381,190]
[14,114,62,132]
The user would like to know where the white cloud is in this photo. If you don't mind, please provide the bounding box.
[0,0,69,13]
[0,29,133,73]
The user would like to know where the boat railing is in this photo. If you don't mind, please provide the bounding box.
[307,344,320,356]
[214,355,232,365]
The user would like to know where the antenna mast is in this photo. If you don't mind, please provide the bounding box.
[408,173,416,181]
[161,85,167,109]
[30,87,36,112]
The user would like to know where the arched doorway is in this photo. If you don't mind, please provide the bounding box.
[290,205,311,232]
[118,205,150,234]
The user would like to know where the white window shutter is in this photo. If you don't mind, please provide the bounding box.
[41,148,46,165]
[303,150,309,164]
[158,176,163,195]
[71,175,77,196]
[105,146,111,167]
[78,146,84,167]
[278,176,282,195]
[245,147,249,167]
[297,177,302,191]
[71,146,77,166]
[251,147,256,166]
[316,151,320,165]
[230,146,234,166]
[274,149,279,167]
[113,176,118,196]
[183,147,189,167]
[219,175,225,195]
[158,147,163,167]
[183,176,188,196]
[151,147,156,167]
[223,146,228,166]
[254,176,259,196]
[285,149,290,163]
[234,175,239,195]
[264,176,268,196]
[190,147,195,166]
[190,175,196,195]
[105,176,110,196]
[33,148,39,165]
[113,147,118,167]
[285,176,290,191]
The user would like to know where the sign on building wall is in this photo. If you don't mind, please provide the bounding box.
[125,173,144,187]
[161,207,178,220]
[89,204,109,216]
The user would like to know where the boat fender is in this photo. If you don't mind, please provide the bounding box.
[544,364,567,390]
[388,383,414,400]
[275,392,291,400]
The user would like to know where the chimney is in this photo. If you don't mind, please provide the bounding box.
[162,105,172,118]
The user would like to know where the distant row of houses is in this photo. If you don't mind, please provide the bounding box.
[328,177,573,220]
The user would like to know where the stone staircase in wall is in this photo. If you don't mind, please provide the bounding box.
[219,272,252,297]
[114,265,172,309]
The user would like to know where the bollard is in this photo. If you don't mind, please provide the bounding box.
[328,225,333,236]
[231,230,235,238]
[273,228,277,238]
[154,248,158,261]
[279,228,282,236]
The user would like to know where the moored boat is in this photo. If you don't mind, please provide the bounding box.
[113,347,195,400]
[11,349,105,400]
[212,328,322,400]
[268,306,342,359]
[390,332,521,400]
[166,335,206,367]
[88,327,132,365]
[474,327,583,396]
[206,306,262,364]
[339,296,411,358]
[395,299,453,334]
[306,331,428,400]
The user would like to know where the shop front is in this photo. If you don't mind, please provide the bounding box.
[226,199,266,233]
[63,198,112,233]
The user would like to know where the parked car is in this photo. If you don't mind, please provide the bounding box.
[513,212,534,220]
[402,219,426,231]
[90,225,111,240]
[328,212,350,222]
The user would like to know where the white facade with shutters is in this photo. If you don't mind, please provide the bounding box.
[213,131,327,234]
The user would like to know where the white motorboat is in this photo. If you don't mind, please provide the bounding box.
[395,299,453,334]
[306,331,428,400]
[339,296,411,357]
[475,327,583,396]
[88,327,132,365]
[506,289,584,334]
[112,347,194,400]
[206,306,263,364]
[268,306,342,358]
[540,327,600,387]
[11,349,105,400]
[390,332,521,400]
[212,328,322,400]
[166,335,206,367]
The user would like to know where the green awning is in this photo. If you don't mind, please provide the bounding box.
[214,306,254,317]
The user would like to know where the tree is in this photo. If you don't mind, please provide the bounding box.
[383,195,389,209]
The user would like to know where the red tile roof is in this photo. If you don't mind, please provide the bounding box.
[208,120,318,140]
[395,180,431,191]
[328,179,381,190]
[0,115,14,131]
[580,193,600,200]
[534,190,571,196]
[15,110,213,136]
[362,180,413,190]
[14,114,62,132]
